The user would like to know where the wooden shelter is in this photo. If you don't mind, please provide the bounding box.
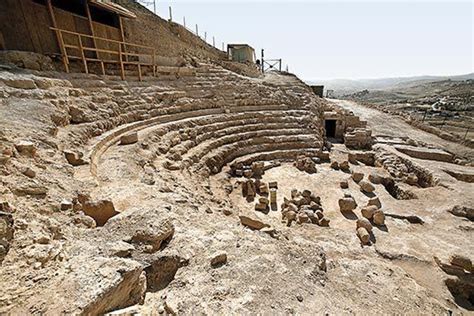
[0,0,157,80]
[0,0,134,55]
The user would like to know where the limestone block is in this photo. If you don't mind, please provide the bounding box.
[356,218,373,232]
[352,172,364,183]
[120,132,138,145]
[15,140,36,157]
[361,205,378,219]
[357,227,370,245]
[359,180,375,193]
[339,197,357,212]
[373,210,385,226]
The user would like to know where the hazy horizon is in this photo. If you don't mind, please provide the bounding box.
[306,71,474,82]
[143,0,473,80]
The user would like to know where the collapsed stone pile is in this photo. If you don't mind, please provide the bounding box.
[293,155,318,173]
[281,189,330,227]
[344,128,373,149]
[231,160,275,178]
[375,151,435,187]
[331,159,351,172]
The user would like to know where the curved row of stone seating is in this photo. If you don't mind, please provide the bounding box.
[155,110,309,151]
[54,62,325,180]
[193,136,321,174]
[181,128,314,164]
[140,107,315,168]
[230,148,321,169]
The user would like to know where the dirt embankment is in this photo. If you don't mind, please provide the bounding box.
[119,1,261,78]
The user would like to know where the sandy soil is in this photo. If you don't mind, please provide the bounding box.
[331,99,474,160]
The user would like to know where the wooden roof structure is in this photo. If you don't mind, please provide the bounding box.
[88,0,136,19]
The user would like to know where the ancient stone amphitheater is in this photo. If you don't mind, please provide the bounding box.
[0,4,473,316]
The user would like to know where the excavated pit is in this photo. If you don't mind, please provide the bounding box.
[381,178,418,200]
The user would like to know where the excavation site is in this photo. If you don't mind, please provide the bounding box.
[0,0,473,314]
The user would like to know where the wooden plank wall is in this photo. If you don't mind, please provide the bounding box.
[0,0,38,52]
[0,0,122,61]
[92,21,121,61]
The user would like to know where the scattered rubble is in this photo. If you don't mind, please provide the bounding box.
[294,155,317,173]
[281,189,329,227]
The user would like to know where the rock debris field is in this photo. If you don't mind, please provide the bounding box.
[0,60,473,315]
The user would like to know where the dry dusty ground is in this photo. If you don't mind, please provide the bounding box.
[333,99,474,160]
[0,65,472,315]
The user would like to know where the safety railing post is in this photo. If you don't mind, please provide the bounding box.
[78,35,88,74]
[118,43,125,80]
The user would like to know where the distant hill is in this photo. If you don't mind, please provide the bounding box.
[306,73,474,96]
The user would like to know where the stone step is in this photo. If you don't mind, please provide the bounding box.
[181,128,314,164]
[193,139,322,174]
[230,148,321,167]
[147,110,311,154]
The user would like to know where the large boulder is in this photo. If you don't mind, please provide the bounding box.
[103,208,175,253]
[50,256,146,315]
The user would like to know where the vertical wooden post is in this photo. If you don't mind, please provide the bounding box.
[152,49,156,77]
[119,17,128,62]
[46,0,68,72]
[169,6,173,22]
[138,63,142,81]
[85,1,98,59]
[204,32,207,41]
[183,16,186,28]
[222,42,224,51]
[100,61,105,75]
[118,43,125,80]
[19,0,40,53]
[78,35,88,74]
[213,36,215,47]
[195,24,198,36]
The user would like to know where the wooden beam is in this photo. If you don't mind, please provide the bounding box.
[47,0,69,72]
[78,35,89,74]
[119,16,128,62]
[85,1,98,59]
[118,43,125,80]
[19,0,40,53]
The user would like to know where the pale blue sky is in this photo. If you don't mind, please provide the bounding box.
[143,0,473,80]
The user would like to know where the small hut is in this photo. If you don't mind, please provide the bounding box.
[227,44,256,63]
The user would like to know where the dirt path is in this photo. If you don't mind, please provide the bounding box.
[330,99,474,160]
